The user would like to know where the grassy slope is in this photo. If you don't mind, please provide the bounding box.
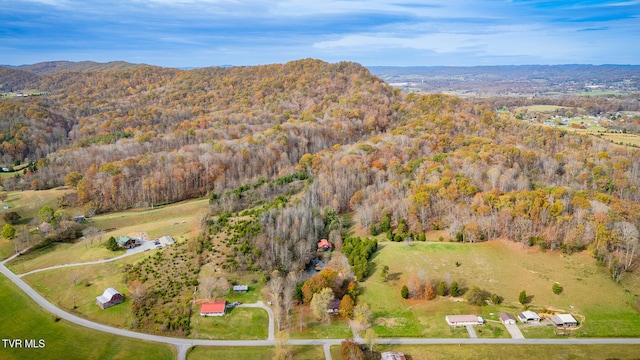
[0,188,77,260]
[0,274,175,360]
[362,239,640,337]
[5,197,209,273]
[21,253,150,328]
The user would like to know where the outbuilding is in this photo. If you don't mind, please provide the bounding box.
[518,310,541,323]
[445,315,484,327]
[499,312,517,325]
[158,235,175,246]
[96,288,124,309]
[233,285,248,293]
[550,314,578,327]
[200,300,227,316]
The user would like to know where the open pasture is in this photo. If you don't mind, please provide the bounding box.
[21,253,149,328]
[361,239,640,337]
[5,196,209,272]
[0,274,174,360]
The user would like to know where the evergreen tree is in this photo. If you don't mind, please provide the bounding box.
[401,285,409,299]
[519,290,528,305]
[450,281,459,297]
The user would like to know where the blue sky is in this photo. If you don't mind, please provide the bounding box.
[1,0,639,67]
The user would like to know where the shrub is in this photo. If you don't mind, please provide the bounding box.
[466,286,490,306]
[490,293,504,305]
[3,211,21,225]
[450,281,459,297]
[401,285,409,299]
[552,283,563,295]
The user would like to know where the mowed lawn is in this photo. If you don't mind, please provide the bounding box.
[187,345,324,360]
[190,307,268,340]
[0,274,175,360]
[5,197,209,273]
[361,239,640,338]
[21,253,150,328]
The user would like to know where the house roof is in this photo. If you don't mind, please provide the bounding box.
[446,315,479,323]
[158,235,175,245]
[96,287,122,303]
[200,300,226,313]
[233,285,248,291]
[499,313,516,322]
[116,236,131,245]
[317,239,332,248]
[557,314,577,323]
[519,310,541,320]
[381,351,406,360]
[329,298,341,310]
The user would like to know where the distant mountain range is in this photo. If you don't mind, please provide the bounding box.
[1,61,150,75]
[368,64,640,96]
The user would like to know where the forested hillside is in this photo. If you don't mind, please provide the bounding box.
[1,59,639,284]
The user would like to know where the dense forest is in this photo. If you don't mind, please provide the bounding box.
[1,59,639,287]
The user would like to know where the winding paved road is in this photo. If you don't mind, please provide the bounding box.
[3,254,640,360]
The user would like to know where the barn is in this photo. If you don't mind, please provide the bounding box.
[200,300,227,316]
[96,288,124,309]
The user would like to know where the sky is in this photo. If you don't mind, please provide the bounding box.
[1,0,639,68]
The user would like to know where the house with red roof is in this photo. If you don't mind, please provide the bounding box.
[317,239,332,251]
[200,300,226,316]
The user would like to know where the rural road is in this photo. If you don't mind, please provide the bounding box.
[3,256,640,360]
[16,240,156,277]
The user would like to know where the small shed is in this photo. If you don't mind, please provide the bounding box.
[445,315,484,327]
[96,288,124,309]
[550,314,578,327]
[233,285,248,293]
[200,300,226,316]
[317,239,332,251]
[518,310,541,323]
[499,312,517,325]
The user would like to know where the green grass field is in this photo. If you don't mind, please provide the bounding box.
[0,274,175,360]
[190,307,268,340]
[361,239,640,338]
[21,253,150,328]
[187,345,324,360]
[331,344,640,360]
[3,195,209,271]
